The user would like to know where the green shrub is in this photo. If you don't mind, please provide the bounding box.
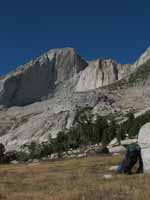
[16,151,30,162]
[119,111,150,138]
[0,143,5,163]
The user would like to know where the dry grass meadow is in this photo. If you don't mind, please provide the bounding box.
[0,154,150,200]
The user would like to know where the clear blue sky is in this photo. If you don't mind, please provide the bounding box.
[0,0,150,74]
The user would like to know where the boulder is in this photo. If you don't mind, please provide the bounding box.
[50,153,59,160]
[138,123,150,173]
[109,138,119,147]
[108,145,126,154]
[103,174,113,179]
[10,160,19,164]
[95,146,109,154]
[77,153,87,158]
[121,138,138,146]
[85,146,109,155]
[109,165,118,171]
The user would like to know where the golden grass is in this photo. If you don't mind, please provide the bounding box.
[0,155,150,200]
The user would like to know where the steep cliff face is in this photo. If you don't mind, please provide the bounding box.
[0,48,87,106]
[0,55,56,106]
[76,59,132,92]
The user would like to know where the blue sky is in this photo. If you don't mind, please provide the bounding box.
[0,0,150,74]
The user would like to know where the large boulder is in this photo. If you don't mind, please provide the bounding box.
[138,123,150,173]
[108,145,126,154]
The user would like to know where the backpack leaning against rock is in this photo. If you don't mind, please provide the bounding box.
[117,143,143,174]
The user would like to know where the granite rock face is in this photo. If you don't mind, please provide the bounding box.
[76,59,132,92]
[132,47,150,70]
[138,123,150,173]
[0,48,87,106]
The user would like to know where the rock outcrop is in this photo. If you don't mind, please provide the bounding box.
[76,59,132,92]
[132,47,150,70]
[138,123,150,173]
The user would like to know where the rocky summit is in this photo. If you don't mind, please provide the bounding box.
[0,48,87,106]
[1,47,150,151]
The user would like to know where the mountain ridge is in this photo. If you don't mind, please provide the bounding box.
[1,47,150,151]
